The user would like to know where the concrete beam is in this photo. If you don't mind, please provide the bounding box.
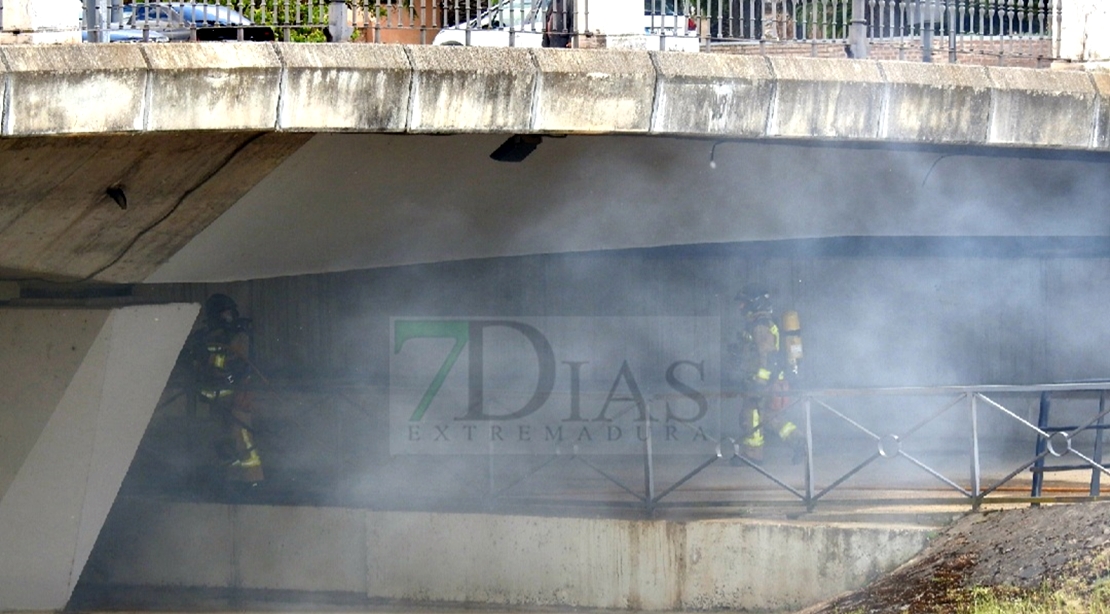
[406,46,535,133]
[0,44,147,136]
[0,45,1105,152]
[986,67,1101,149]
[276,44,411,132]
[533,49,656,133]
[1093,71,1110,150]
[143,43,282,132]
[0,304,199,611]
[650,53,774,137]
[877,62,991,145]
[767,57,886,140]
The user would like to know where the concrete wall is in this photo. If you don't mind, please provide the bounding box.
[0,43,1105,152]
[85,499,932,611]
[0,304,199,611]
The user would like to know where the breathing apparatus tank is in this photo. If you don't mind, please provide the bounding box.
[781,309,803,376]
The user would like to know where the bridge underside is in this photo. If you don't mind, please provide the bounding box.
[0,131,1107,285]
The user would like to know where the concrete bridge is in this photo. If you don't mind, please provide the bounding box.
[2,40,1110,613]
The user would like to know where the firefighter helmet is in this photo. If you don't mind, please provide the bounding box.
[204,293,239,325]
[735,284,773,315]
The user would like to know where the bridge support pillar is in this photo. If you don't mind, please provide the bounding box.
[0,304,198,611]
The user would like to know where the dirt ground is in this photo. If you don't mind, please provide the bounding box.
[801,500,1110,613]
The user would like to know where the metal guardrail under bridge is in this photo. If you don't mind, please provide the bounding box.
[148,380,1110,517]
[80,0,1057,66]
[491,382,1110,515]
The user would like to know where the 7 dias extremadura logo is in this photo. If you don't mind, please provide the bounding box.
[389,318,722,455]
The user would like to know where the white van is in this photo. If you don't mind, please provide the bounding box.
[432,0,700,52]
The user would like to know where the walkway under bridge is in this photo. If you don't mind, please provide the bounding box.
[126,380,1110,517]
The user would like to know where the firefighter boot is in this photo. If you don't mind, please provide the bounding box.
[740,408,765,465]
[228,428,264,484]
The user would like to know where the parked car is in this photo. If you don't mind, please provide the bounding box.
[434,0,544,47]
[81,5,171,42]
[82,26,171,42]
[127,2,275,41]
[432,0,699,50]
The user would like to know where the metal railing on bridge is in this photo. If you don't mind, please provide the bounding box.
[476,383,1110,516]
[142,380,1110,517]
[80,0,1057,66]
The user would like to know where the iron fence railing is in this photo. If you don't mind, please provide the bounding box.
[141,380,1110,517]
[77,0,1057,64]
[469,384,1110,515]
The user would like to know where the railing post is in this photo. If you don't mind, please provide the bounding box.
[1031,391,1051,501]
[804,395,814,510]
[1091,391,1106,496]
[84,0,106,43]
[328,0,352,42]
[921,0,934,63]
[643,403,656,516]
[848,0,869,58]
[947,0,957,62]
[969,392,981,509]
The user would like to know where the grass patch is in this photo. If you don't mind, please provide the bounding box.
[957,585,1110,614]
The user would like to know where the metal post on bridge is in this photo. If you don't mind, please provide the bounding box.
[643,404,656,516]
[969,392,982,510]
[84,0,106,43]
[328,0,352,42]
[947,0,957,63]
[920,1,934,63]
[917,0,949,63]
[847,0,868,59]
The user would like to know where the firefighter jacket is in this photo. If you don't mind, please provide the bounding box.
[730,314,781,395]
[189,319,251,400]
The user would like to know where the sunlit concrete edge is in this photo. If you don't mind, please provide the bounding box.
[0,44,1106,152]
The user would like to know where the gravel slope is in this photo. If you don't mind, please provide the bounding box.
[800,501,1110,613]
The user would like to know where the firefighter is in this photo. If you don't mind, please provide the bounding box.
[188,293,264,487]
[727,284,804,465]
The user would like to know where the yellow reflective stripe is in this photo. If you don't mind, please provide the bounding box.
[757,368,772,381]
[744,409,763,447]
[778,422,797,440]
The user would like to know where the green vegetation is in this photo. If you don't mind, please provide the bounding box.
[239,1,330,42]
[959,585,1110,613]
[828,583,1110,613]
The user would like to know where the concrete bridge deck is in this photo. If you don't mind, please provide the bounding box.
[0,43,1108,284]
